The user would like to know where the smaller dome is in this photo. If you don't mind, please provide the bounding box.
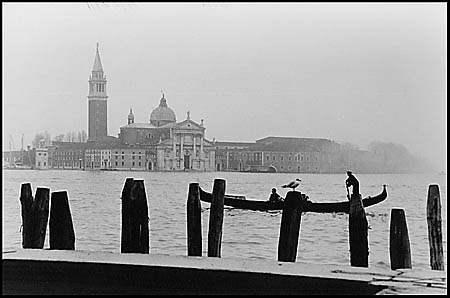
[150,93,176,127]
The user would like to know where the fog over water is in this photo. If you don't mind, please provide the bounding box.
[2,3,447,171]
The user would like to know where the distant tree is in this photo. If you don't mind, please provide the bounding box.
[65,132,72,142]
[32,131,51,148]
[54,134,65,142]
[367,141,424,173]
[81,130,87,142]
[43,131,51,146]
[32,133,44,149]
[77,132,82,142]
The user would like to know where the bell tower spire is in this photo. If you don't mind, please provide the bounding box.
[88,43,108,141]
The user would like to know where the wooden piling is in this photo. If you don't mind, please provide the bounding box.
[427,184,444,270]
[208,179,225,257]
[32,188,50,248]
[19,183,34,248]
[121,178,135,253]
[19,184,50,249]
[129,180,149,254]
[187,183,202,256]
[349,193,369,267]
[49,191,75,250]
[278,191,305,262]
[389,208,412,270]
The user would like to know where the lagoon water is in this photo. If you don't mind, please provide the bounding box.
[2,170,447,270]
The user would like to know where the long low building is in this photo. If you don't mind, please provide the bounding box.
[214,137,343,173]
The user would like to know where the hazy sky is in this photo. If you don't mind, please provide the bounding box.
[2,2,447,169]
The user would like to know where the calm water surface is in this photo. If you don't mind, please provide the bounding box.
[2,170,447,270]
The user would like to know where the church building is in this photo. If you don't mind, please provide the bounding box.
[118,93,215,171]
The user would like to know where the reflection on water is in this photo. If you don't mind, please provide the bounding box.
[2,170,447,270]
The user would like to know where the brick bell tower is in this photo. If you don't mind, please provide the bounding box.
[88,43,108,141]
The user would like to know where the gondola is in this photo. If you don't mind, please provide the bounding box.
[198,185,387,213]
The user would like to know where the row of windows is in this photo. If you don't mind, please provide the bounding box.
[279,165,319,171]
[114,155,142,160]
[86,151,144,155]
[114,161,143,167]
[54,162,80,167]
[114,151,143,155]
[266,155,319,161]
[86,150,112,154]
[54,157,83,161]
[55,151,83,155]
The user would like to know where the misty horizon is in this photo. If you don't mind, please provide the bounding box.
[2,3,447,171]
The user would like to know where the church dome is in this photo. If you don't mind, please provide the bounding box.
[150,93,176,127]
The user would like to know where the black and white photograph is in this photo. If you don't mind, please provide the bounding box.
[2,2,447,294]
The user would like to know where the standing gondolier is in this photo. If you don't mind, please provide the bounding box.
[346,171,360,199]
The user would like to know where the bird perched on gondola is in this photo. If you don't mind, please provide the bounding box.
[282,178,302,191]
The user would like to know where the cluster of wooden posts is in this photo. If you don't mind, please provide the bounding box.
[388,184,444,271]
[19,184,74,250]
[19,179,444,271]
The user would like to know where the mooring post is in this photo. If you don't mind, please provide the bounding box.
[49,191,75,250]
[187,182,202,256]
[33,187,50,248]
[389,208,412,270]
[349,193,369,267]
[129,179,149,254]
[427,184,444,270]
[121,177,135,253]
[208,179,225,257]
[277,191,305,262]
[19,183,34,248]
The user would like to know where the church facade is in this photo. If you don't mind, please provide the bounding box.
[118,94,215,171]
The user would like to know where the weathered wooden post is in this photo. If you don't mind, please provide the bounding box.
[121,177,134,253]
[19,183,34,248]
[389,208,412,270]
[19,183,50,249]
[129,179,149,254]
[208,179,225,257]
[349,193,369,267]
[187,182,202,256]
[277,191,305,262]
[32,187,50,248]
[427,184,444,270]
[49,191,75,250]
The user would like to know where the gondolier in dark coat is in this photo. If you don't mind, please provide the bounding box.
[268,188,283,203]
[346,171,360,199]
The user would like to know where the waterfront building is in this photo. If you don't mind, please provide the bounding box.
[51,142,89,169]
[2,150,23,167]
[2,149,35,168]
[111,146,148,170]
[215,137,341,173]
[119,95,215,171]
[35,148,49,169]
[214,141,255,171]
